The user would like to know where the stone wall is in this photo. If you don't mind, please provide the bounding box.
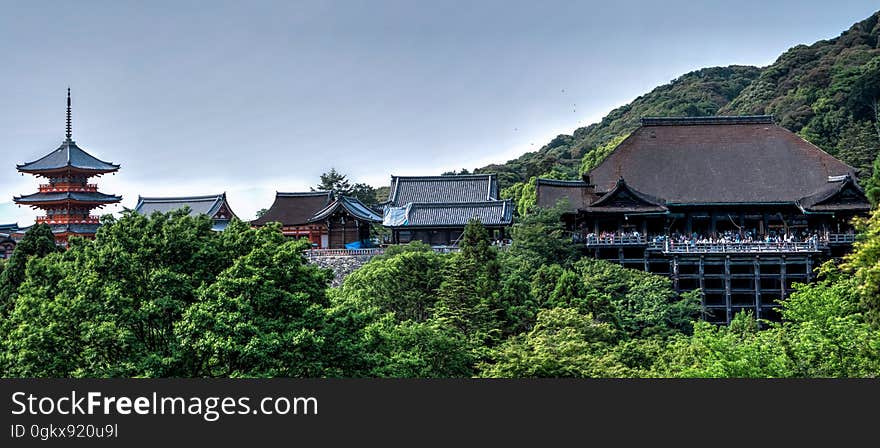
[307,254,376,287]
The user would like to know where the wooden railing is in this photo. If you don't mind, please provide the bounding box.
[305,248,386,258]
[35,215,100,225]
[303,245,497,259]
[39,183,98,193]
[580,233,858,253]
[826,233,856,244]
[660,241,821,253]
[580,235,647,246]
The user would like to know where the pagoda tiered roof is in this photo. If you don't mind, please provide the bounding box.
[12,89,122,244]
[16,139,120,175]
[14,191,122,205]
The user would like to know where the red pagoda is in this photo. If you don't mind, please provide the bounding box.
[14,89,121,245]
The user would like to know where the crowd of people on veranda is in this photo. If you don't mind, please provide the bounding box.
[578,228,840,246]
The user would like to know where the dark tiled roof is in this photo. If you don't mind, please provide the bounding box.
[14,191,122,204]
[588,117,860,205]
[384,200,513,228]
[640,115,774,126]
[535,178,597,212]
[310,196,382,223]
[584,178,667,213]
[0,223,21,233]
[251,192,333,226]
[387,174,499,206]
[134,193,237,219]
[797,176,872,213]
[17,139,119,173]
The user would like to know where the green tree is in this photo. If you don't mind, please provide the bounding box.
[843,208,880,326]
[573,258,701,338]
[864,151,880,206]
[507,205,578,270]
[362,317,475,378]
[175,236,334,377]
[351,182,378,205]
[315,168,353,196]
[434,219,501,343]
[333,248,446,322]
[652,312,793,378]
[480,308,622,378]
[0,224,59,315]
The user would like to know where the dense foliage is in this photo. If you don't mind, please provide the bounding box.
[1,205,879,377]
[477,11,880,190]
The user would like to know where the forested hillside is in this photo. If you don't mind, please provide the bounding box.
[478,10,880,189]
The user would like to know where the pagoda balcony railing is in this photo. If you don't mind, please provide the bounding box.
[35,215,101,225]
[39,183,99,193]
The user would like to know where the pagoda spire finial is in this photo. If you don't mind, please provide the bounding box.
[65,87,72,141]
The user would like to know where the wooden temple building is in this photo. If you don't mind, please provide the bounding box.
[0,224,18,259]
[134,193,238,231]
[536,116,872,323]
[381,174,513,246]
[13,90,121,246]
[251,192,381,248]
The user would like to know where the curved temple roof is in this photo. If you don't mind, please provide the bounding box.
[588,116,862,205]
[251,192,333,226]
[17,139,120,174]
[387,174,499,206]
[309,196,382,223]
[14,191,122,204]
[135,193,237,219]
[383,200,513,228]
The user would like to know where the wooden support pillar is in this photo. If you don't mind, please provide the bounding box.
[780,256,787,300]
[643,249,649,272]
[754,256,762,321]
[672,256,680,293]
[618,247,624,265]
[685,213,692,234]
[724,255,732,324]
[710,213,717,236]
[698,256,706,311]
[806,256,813,283]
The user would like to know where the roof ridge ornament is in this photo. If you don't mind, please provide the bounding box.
[66,87,72,141]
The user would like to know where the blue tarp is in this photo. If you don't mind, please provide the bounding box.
[382,204,410,226]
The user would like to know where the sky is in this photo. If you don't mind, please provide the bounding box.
[0,1,877,223]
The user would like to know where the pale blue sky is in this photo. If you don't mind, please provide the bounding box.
[1,1,877,222]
